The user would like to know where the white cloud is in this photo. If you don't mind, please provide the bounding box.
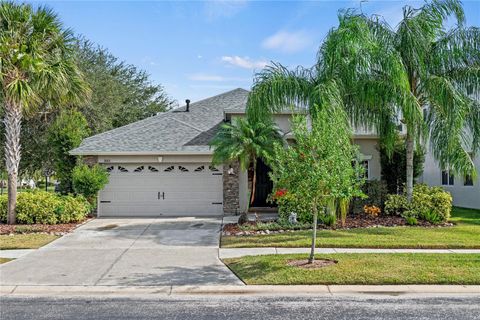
[221,56,268,69]
[204,0,248,20]
[188,73,250,82]
[262,30,313,53]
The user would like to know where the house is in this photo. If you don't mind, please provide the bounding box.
[70,88,384,217]
[421,150,480,209]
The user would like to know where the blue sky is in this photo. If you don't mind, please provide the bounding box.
[23,0,480,104]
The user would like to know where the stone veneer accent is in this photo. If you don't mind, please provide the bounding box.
[82,155,98,166]
[223,161,240,214]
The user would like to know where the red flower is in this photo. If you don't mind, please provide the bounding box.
[274,189,288,198]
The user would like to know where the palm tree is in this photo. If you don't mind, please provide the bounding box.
[1,2,89,224]
[248,0,479,201]
[210,116,282,207]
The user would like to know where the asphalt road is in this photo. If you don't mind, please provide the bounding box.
[1,295,480,320]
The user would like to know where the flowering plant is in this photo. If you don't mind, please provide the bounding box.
[363,205,381,217]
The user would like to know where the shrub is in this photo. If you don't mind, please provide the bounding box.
[351,180,388,214]
[405,215,418,226]
[319,213,336,227]
[56,195,91,223]
[72,164,109,205]
[384,184,452,222]
[384,194,410,215]
[275,192,312,224]
[16,192,61,224]
[0,191,90,225]
[419,209,443,224]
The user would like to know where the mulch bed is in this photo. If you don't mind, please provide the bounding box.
[287,258,338,269]
[0,218,92,235]
[223,214,454,236]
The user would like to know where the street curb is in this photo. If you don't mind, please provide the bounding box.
[1,285,479,297]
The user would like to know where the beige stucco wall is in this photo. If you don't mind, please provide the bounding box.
[354,138,382,180]
[97,154,213,164]
[421,150,480,209]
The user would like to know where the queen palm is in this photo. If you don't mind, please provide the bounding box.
[248,0,479,201]
[210,116,282,207]
[1,2,89,224]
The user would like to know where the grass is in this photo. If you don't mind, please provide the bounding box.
[0,258,12,264]
[222,207,480,249]
[0,234,59,250]
[224,253,480,285]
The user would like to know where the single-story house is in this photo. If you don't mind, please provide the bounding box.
[71,88,479,217]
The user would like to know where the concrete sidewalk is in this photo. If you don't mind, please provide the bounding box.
[1,284,479,297]
[219,247,480,258]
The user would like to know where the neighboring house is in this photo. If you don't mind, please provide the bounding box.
[70,88,382,217]
[421,150,480,209]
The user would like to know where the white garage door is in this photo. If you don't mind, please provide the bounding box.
[98,163,223,217]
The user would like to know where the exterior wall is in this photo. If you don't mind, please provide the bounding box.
[421,150,480,209]
[97,154,213,164]
[353,138,382,180]
[223,161,240,214]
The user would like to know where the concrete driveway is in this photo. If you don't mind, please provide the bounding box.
[0,217,242,286]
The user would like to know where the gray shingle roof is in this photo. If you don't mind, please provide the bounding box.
[70,88,249,155]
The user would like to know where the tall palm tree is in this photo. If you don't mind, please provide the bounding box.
[1,2,89,224]
[210,116,282,207]
[248,0,479,201]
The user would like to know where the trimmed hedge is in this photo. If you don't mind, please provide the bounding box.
[384,184,452,223]
[0,191,90,225]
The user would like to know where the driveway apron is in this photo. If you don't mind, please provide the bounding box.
[0,217,242,286]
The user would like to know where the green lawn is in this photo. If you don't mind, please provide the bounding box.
[224,253,480,285]
[0,234,59,250]
[222,207,480,249]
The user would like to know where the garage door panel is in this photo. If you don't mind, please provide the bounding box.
[99,163,223,216]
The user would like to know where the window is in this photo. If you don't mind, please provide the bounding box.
[209,165,219,172]
[442,170,454,185]
[118,166,128,173]
[361,160,369,180]
[178,166,189,172]
[464,174,474,186]
[148,166,159,172]
[134,166,144,172]
[194,165,205,172]
[106,166,114,173]
[164,166,174,172]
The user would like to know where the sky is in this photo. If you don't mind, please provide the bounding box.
[21,0,480,104]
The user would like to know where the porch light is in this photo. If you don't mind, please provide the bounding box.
[227,165,235,175]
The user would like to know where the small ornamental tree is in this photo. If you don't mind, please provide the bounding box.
[72,164,109,206]
[48,109,90,193]
[268,106,364,263]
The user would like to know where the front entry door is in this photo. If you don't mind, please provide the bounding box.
[252,159,275,207]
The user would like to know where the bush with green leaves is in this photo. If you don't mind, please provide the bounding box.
[384,184,452,223]
[351,180,388,214]
[72,164,109,205]
[275,192,313,224]
[0,191,90,224]
[48,110,90,194]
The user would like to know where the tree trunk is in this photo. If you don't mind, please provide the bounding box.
[406,131,414,202]
[308,205,318,264]
[4,101,22,225]
[249,160,257,206]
